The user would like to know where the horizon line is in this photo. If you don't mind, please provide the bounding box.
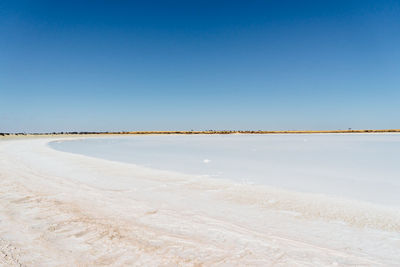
[2,129,400,136]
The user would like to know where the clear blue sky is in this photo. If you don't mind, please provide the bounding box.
[1,0,399,132]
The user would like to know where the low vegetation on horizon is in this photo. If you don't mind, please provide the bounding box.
[1,129,400,136]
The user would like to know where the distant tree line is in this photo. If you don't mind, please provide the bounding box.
[1,129,400,136]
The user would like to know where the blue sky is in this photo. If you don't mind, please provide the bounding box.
[1,0,399,132]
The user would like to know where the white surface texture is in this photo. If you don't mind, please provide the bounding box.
[0,136,399,266]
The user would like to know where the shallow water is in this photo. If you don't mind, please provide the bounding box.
[50,134,400,208]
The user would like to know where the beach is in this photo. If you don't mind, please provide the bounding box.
[1,136,400,266]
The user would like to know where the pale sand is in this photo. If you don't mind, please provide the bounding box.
[0,137,400,266]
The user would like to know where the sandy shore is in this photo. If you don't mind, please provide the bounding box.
[1,137,400,266]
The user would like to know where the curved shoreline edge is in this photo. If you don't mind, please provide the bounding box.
[47,137,400,232]
[1,137,400,265]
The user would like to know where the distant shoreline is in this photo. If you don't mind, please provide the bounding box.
[1,129,400,138]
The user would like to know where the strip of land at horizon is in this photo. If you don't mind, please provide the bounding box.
[1,128,400,137]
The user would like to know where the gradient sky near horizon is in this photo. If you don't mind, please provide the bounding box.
[1,0,399,132]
